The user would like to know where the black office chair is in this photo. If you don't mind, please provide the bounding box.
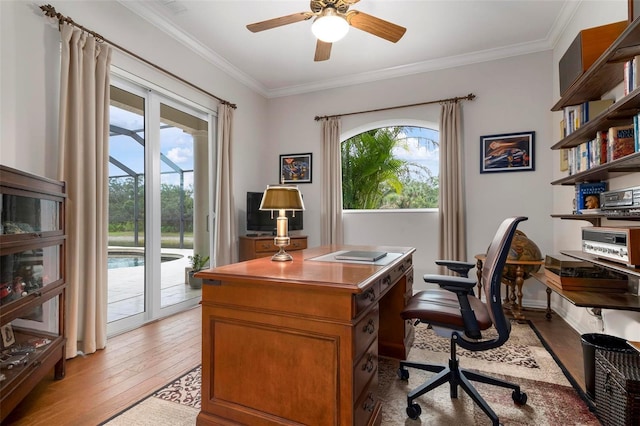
[398,216,529,426]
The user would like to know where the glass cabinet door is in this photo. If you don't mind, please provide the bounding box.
[0,244,63,307]
[1,193,62,236]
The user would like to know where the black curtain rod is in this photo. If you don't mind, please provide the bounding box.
[314,93,476,121]
[40,4,237,109]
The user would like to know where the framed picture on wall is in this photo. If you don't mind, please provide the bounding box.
[279,153,312,184]
[480,131,535,173]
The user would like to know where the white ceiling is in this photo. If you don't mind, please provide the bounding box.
[120,0,579,98]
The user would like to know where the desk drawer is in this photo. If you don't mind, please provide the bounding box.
[354,307,379,357]
[354,376,380,426]
[354,339,378,401]
[384,256,413,291]
[288,237,307,251]
[354,282,379,316]
[253,237,307,253]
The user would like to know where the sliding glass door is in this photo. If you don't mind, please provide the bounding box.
[107,77,215,336]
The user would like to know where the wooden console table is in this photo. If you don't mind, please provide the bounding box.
[475,254,544,321]
[195,245,415,426]
[239,234,307,261]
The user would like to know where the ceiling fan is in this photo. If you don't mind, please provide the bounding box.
[246,0,406,62]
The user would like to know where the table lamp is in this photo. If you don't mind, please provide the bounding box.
[259,184,305,261]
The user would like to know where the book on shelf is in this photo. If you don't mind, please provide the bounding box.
[624,55,640,96]
[608,124,635,161]
[579,142,589,172]
[635,113,640,153]
[595,130,607,165]
[574,181,607,212]
[561,99,613,137]
[588,138,600,169]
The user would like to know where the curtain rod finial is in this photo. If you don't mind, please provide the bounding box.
[40,4,57,18]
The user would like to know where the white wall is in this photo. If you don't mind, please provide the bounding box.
[2,0,637,339]
[0,0,268,245]
[550,1,640,339]
[266,51,555,292]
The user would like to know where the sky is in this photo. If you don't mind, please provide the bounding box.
[109,105,195,188]
[392,126,440,178]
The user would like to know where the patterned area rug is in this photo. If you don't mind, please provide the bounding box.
[102,321,599,425]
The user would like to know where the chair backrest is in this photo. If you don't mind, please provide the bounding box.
[479,216,528,347]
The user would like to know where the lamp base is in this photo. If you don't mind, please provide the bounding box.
[271,246,293,262]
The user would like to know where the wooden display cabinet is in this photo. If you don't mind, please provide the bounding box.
[0,165,67,422]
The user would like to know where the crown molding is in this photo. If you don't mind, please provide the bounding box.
[117,0,268,97]
[117,0,579,99]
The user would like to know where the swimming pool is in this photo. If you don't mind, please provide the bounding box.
[107,251,183,269]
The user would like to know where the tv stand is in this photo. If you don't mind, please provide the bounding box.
[239,234,308,261]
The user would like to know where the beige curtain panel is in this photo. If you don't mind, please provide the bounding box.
[438,101,467,272]
[321,117,344,245]
[57,23,112,358]
[214,104,237,266]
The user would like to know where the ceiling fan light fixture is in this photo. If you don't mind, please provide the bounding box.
[311,8,349,43]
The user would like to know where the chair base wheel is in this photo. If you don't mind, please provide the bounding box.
[512,390,528,405]
[406,403,422,419]
[397,367,409,380]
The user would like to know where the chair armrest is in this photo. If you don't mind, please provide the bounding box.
[434,260,476,277]
[423,274,476,293]
[424,274,481,338]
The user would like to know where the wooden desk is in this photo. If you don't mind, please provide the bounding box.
[475,254,544,321]
[195,245,415,426]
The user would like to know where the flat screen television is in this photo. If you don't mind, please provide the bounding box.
[246,191,303,234]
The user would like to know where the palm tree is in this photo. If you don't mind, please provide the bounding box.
[341,128,408,209]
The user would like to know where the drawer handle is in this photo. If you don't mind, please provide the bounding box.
[362,393,375,412]
[260,243,270,249]
[382,275,391,287]
[362,319,375,334]
[364,288,375,301]
[361,353,375,373]
[399,264,406,273]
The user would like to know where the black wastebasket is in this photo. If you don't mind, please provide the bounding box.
[581,333,634,399]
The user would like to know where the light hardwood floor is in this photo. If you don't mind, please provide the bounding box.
[2,306,586,425]
[3,306,202,426]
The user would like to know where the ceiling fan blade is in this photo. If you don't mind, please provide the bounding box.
[247,12,313,33]
[346,10,406,43]
[314,40,332,62]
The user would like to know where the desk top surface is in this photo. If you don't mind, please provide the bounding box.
[196,244,414,292]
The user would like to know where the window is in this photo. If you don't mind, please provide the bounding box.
[341,126,439,209]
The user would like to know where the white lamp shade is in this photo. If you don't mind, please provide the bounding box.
[311,10,349,43]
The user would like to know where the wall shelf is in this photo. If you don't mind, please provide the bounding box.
[552,19,640,111]
[550,152,640,185]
